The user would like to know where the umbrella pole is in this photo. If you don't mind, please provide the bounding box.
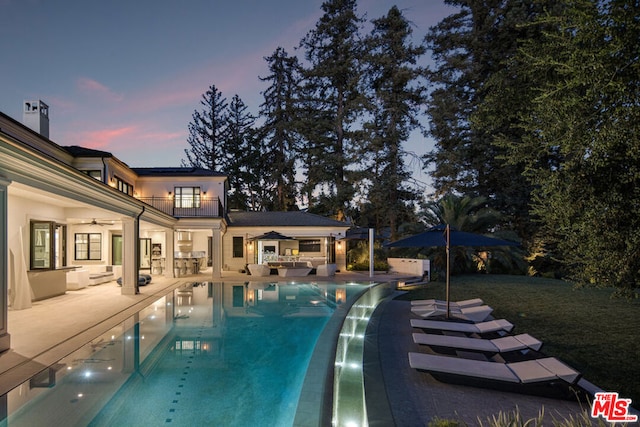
[446,224,450,319]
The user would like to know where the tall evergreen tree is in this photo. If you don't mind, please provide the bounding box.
[299,0,367,218]
[224,94,257,210]
[505,0,640,293]
[258,47,302,211]
[423,0,541,239]
[363,6,427,240]
[182,85,228,171]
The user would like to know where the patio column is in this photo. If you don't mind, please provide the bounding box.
[211,224,223,279]
[164,228,175,279]
[121,217,138,295]
[0,176,11,352]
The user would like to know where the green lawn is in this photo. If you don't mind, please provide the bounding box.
[396,274,640,406]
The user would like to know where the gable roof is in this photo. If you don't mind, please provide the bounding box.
[227,211,349,228]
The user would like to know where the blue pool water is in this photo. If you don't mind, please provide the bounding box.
[4,281,372,426]
[91,316,326,426]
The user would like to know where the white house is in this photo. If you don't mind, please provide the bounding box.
[0,101,349,353]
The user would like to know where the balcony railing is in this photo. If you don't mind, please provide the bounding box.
[138,197,223,218]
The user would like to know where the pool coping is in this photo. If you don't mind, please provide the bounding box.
[293,282,393,427]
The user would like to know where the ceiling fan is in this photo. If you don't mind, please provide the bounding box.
[72,218,113,226]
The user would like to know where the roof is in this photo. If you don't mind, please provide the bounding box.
[227,211,350,228]
[131,167,226,177]
[63,145,114,158]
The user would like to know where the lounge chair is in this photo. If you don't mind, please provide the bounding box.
[408,352,582,399]
[410,318,514,335]
[411,304,493,322]
[412,332,543,353]
[411,298,484,308]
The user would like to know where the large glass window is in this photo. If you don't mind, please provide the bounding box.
[299,239,321,253]
[84,170,102,181]
[75,233,102,260]
[31,222,51,269]
[232,236,243,258]
[112,234,123,266]
[30,221,66,269]
[174,187,201,208]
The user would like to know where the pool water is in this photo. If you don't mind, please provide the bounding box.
[90,315,327,426]
[4,281,371,426]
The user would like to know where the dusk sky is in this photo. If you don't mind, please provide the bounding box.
[1,0,456,190]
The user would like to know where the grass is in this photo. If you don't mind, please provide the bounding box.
[396,274,640,407]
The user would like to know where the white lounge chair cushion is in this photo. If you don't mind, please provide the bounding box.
[408,353,580,384]
[408,352,520,383]
[411,298,484,308]
[410,318,514,334]
[536,357,581,383]
[411,304,493,323]
[412,333,542,353]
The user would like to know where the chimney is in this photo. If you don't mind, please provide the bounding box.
[23,100,50,139]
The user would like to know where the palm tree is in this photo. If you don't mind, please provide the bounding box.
[420,193,502,233]
[414,194,524,277]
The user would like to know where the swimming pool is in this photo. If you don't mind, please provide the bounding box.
[4,281,378,426]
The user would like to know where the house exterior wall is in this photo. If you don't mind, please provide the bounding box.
[222,226,349,273]
[134,176,226,200]
[100,159,138,192]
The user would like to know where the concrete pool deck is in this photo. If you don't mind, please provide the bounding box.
[1,270,601,425]
[364,294,599,426]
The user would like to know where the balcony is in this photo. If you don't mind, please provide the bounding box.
[138,197,223,218]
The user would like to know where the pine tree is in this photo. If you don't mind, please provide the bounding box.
[298,0,367,218]
[258,47,302,211]
[423,0,540,239]
[224,94,257,210]
[363,6,427,240]
[182,85,228,171]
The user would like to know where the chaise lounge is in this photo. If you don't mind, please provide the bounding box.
[408,352,583,399]
[411,304,494,322]
[412,332,543,353]
[410,318,514,335]
[411,298,484,308]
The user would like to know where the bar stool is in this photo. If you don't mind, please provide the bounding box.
[186,258,194,275]
[174,260,182,277]
[180,259,187,276]
[152,260,162,275]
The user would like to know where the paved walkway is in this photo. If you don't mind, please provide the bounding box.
[365,294,597,426]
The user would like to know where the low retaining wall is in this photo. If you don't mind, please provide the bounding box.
[387,258,430,279]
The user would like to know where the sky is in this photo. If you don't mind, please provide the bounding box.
[1,0,456,192]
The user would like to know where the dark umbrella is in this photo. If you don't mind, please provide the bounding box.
[251,231,294,240]
[385,224,518,318]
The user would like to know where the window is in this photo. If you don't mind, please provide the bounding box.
[84,170,102,180]
[115,176,133,196]
[75,233,102,260]
[232,236,244,258]
[174,187,201,208]
[30,221,66,270]
[112,234,123,266]
[299,239,321,253]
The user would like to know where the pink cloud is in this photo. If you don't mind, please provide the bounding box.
[77,77,125,103]
[77,126,137,150]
